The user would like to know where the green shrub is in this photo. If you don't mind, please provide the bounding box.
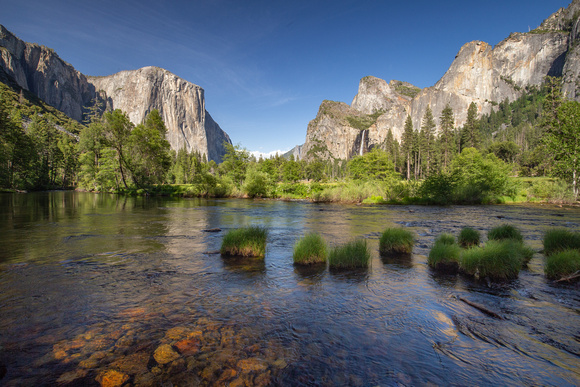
[460,240,522,281]
[488,224,523,242]
[428,242,462,273]
[243,169,272,198]
[545,249,580,280]
[434,233,455,246]
[293,233,327,265]
[543,228,580,256]
[458,227,481,248]
[328,239,371,269]
[221,226,268,257]
[379,228,415,255]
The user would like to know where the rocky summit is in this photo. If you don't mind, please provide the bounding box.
[301,0,580,161]
[0,25,231,163]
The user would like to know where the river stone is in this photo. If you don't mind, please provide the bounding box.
[56,369,88,384]
[175,337,200,356]
[165,326,190,341]
[95,369,129,387]
[153,344,180,365]
[110,352,150,375]
[237,358,268,373]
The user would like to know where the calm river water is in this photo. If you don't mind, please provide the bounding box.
[0,192,579,386]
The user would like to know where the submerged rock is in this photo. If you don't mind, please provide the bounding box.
[175,338,201,356]
[95,369,129,387]
[110,352,150,375]
[153,344,180,365]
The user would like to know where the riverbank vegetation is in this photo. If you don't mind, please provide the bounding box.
[1,76,578,204]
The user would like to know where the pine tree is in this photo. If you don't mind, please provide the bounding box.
[461,102,480,150]
[439,104,455,170]
[401,115,414,180]
[421,107,436,177]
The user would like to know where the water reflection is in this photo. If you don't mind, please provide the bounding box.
[0,193,579,386]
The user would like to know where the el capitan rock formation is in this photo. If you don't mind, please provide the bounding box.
[0,25,231,162]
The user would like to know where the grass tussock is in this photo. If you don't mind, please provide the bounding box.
[458,227,481,248]
[328,239,371,269]
[379,228,415,255]
[220,226,268,257]
[434,233,455,246]
[543,228,580,256]
[428,242,462,273]
[488,224,523,242]
[460,240,523,281]
[544,249,580,280]
[293,233,328,265]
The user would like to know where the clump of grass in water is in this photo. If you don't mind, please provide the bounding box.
[220,226,268,257]
[458,227,480,248]
[488,224,523,242]
[293,233,327,265]
[428,239,461,273]
[379,228,415,255]
[434,233,455,246]
[543,228,580,256]
[544,249,580,280]
[460,240,523,281]
[328,239,370,269]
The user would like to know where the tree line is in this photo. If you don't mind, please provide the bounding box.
[0,76,578,203]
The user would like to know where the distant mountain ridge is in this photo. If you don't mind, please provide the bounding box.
[0,25,231,162]
[300,0,580,161]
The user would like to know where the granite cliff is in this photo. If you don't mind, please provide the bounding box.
[0,25,231,162]
[302,0,580,161]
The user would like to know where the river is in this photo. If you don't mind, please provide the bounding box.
[0,192,578,386]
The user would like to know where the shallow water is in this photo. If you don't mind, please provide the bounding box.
[0,192,579,386]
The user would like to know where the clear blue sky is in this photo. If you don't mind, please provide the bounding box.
[1,0,570,156]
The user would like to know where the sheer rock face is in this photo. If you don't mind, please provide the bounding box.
[0,25,230,162]
[0,25,95,123]
[303,1,580,160]
[301,101,367,161]
[88,67,231,162]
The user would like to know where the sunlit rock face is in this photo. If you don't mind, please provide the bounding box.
[88,67,231,162]
[0,25,231,162]
[302,0,580,160]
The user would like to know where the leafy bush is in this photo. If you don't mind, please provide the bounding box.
[293,233,327,265]
[221,226,268,257]
[243,168,273,198]
[379,228,415,255]
[488,224,523,242]
[544,249,580,280]
[419,172,457,205]
[543,228,580,256]
[328,239,371,269]
[460,240,523,281]
[450,148,515,204]
[458,227,481,248]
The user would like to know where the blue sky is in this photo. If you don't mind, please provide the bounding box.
[1,0,570,156]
